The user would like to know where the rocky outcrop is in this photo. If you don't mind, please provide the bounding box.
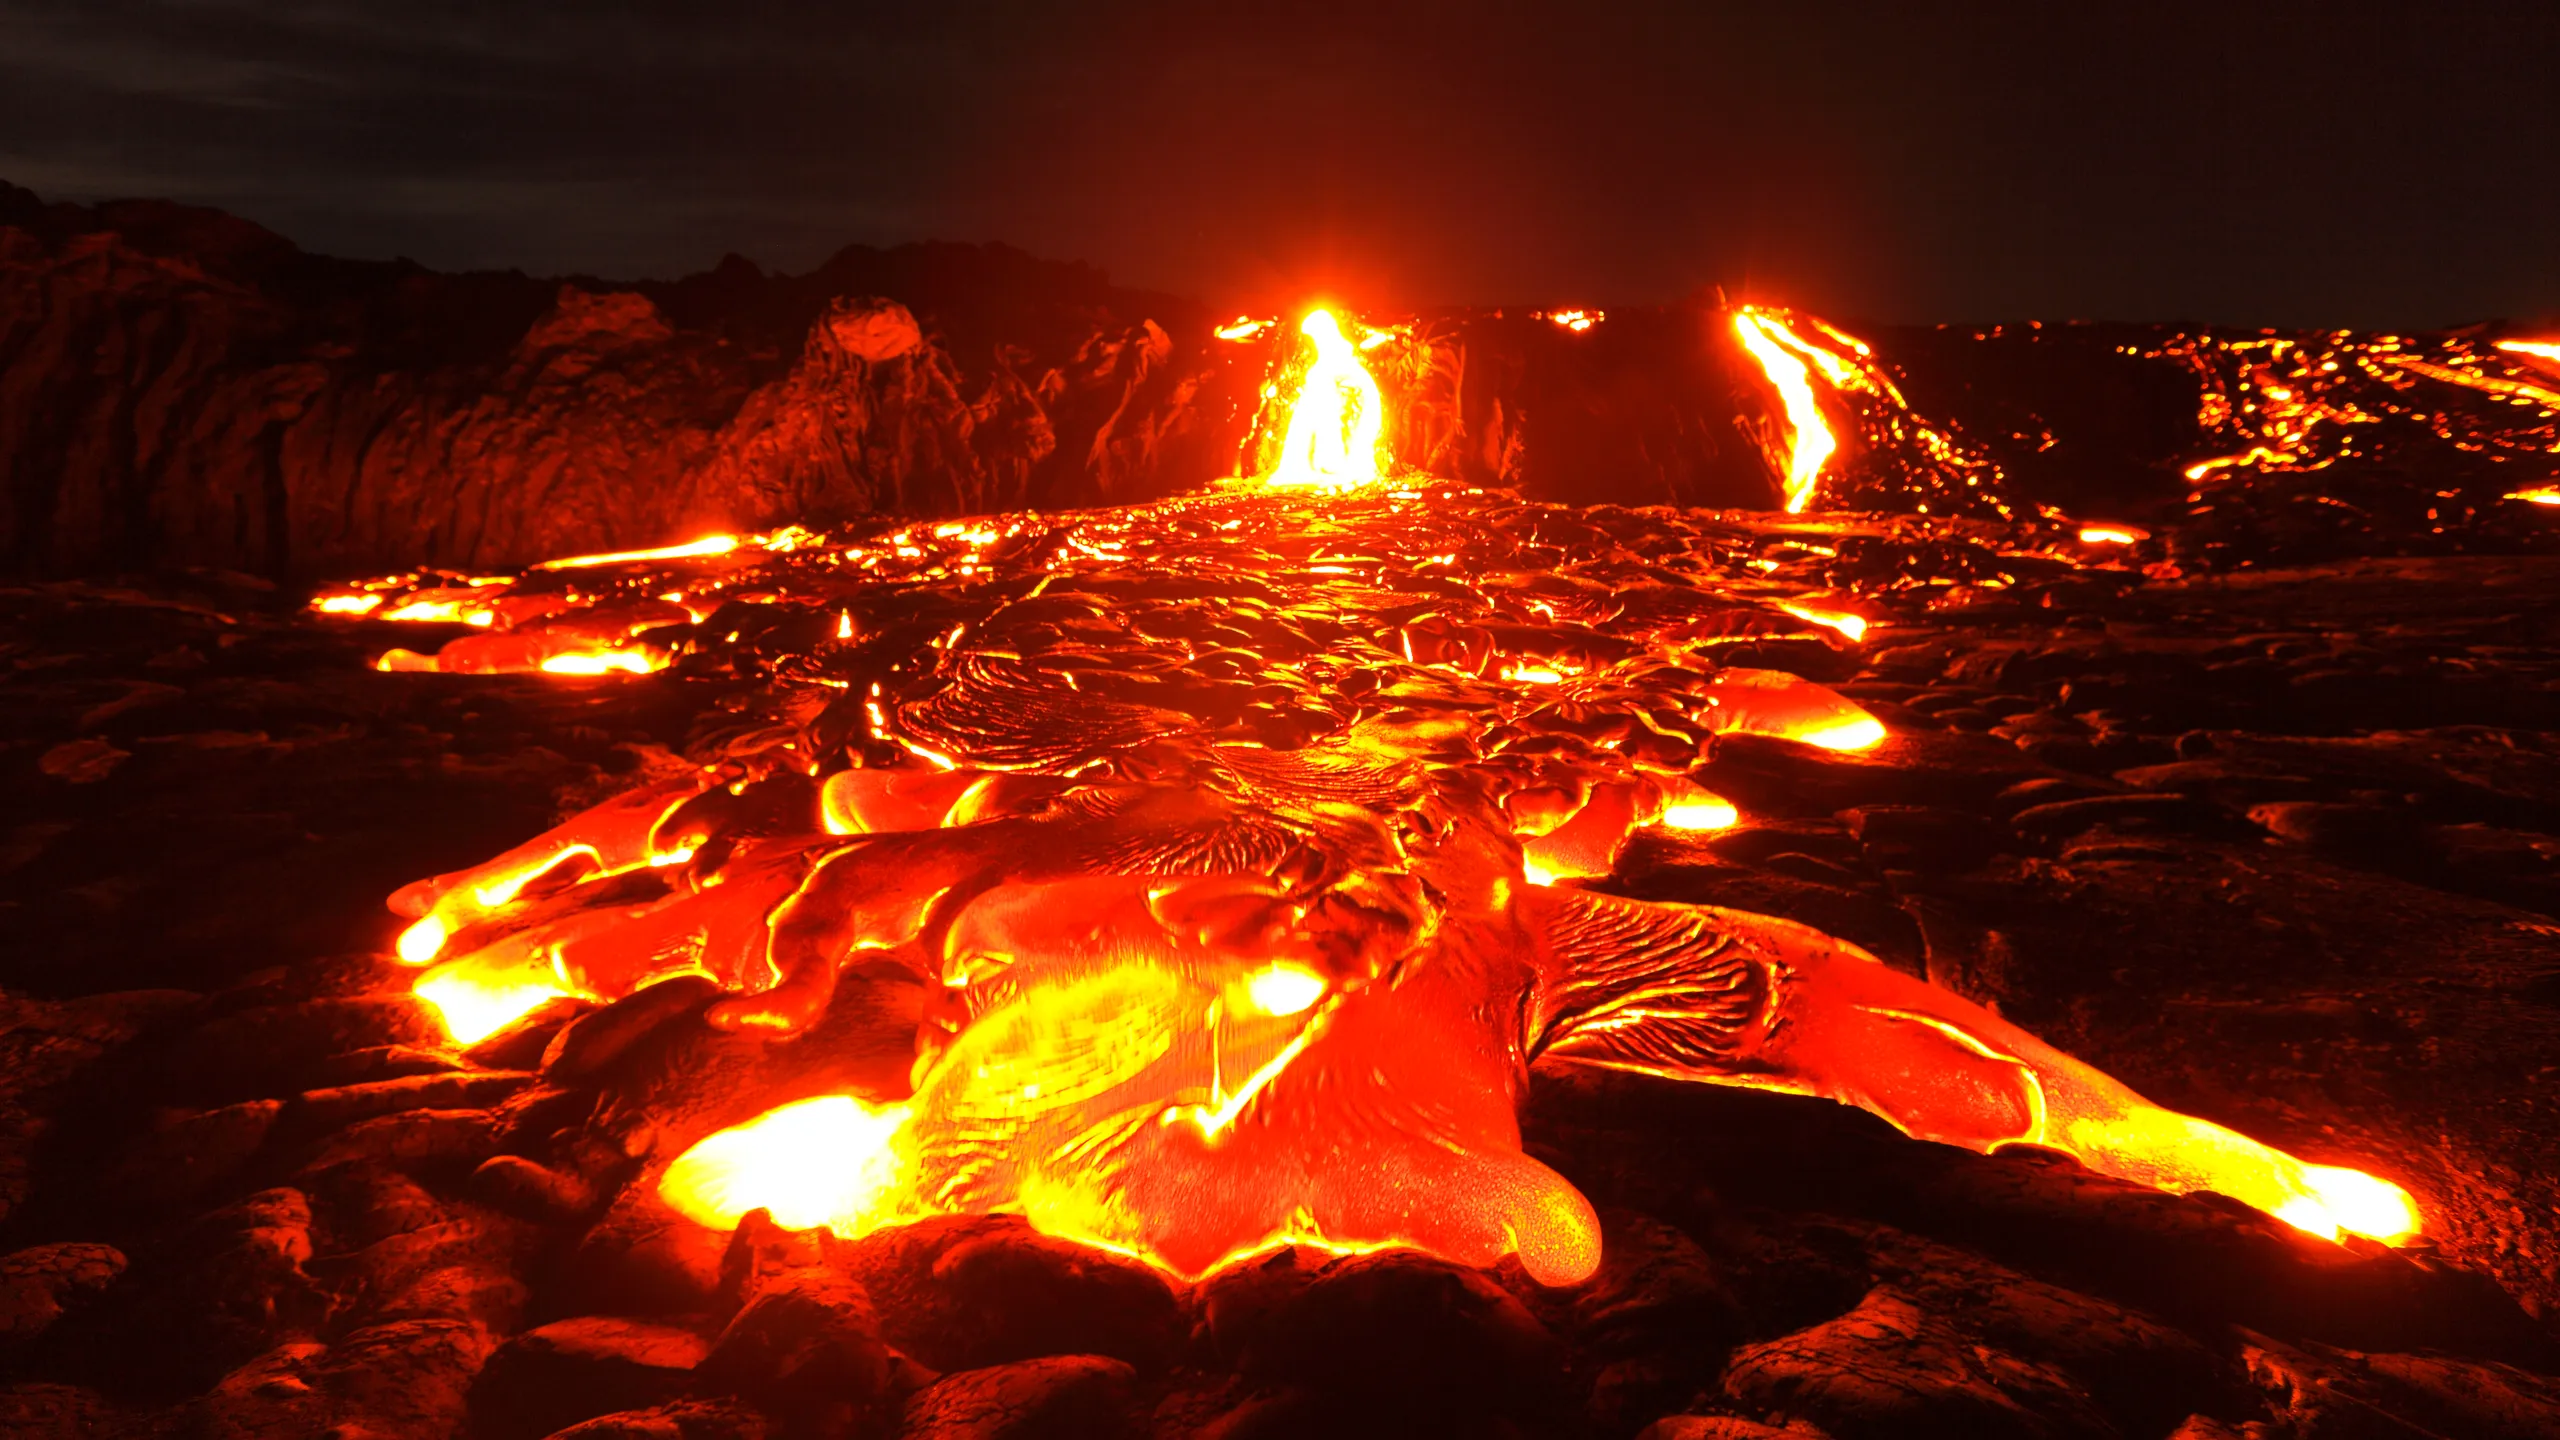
[1,185,1881,582]
[0,184,1264,580]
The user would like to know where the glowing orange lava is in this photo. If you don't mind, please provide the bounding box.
[1775,601,1869,643]
[314,315,2427,1280]
[538,649,667,676]
[2152,328,2560,505]
[2078,524,2149,545]
[661,1095,915,1234]
[537,535,742,570]
[1544,309,1602,332]
[1264,310,1387,490]
[1732,308,1838,513]
[415,959,570,1046]
[1698,667,1887,751]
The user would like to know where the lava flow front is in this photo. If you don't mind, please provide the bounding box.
[314,307,2420,1286]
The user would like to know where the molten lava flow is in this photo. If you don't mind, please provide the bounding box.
[1774,601,1868,643]
[2498,339,2560,364]
[1544,309,1601,333]
[2183,444,2304,483]
[1732,309,1837,513]
[538,649,666,676]
[1215,317,1273,342]
[2078,524,2149,545]
[2289,1165,2423,1245]
[1660,794,1740,831]
[2508,486,2560,506]
[414,961,568,1046]
[661,1095,914,1234]
[310,335,2435,1280]
[537,535,742,570]
[1264,310,1386,490]
[1722,304,2015,518]
[2149,329,2560,532]
[383,599,495,625]
[1698,667,1887,751]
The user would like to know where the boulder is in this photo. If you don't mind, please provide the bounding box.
[899,1355,1138,1440]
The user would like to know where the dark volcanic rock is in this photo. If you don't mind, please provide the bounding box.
[1635,1418,1825,1440]
[0,195,1249,578]
[1721,1287,2113,1439]
[472,1316,711,1440]
[899,1354,1138,1440]
[1567,1211,1750,1436]
[543,1397,773,1440]
[560,1191,731,1320]
[840,1214,1184,1375]
[0,1242,125,1345]
[1204,1249,1568,1424]
[189,1318,494,1440]
[699,1212,893,1415]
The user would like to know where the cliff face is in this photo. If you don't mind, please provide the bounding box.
[0,185,1267,579]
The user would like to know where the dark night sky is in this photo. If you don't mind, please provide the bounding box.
[1,1,2554,328]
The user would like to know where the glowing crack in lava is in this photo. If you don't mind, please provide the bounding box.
[319,321,2422,1283]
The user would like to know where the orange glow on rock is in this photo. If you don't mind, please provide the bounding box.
[1265,310,1387,491]
[1215,317,1273,342]
[1732,309,1839,513]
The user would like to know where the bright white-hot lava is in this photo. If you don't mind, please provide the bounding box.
[1266,310,1387,490]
